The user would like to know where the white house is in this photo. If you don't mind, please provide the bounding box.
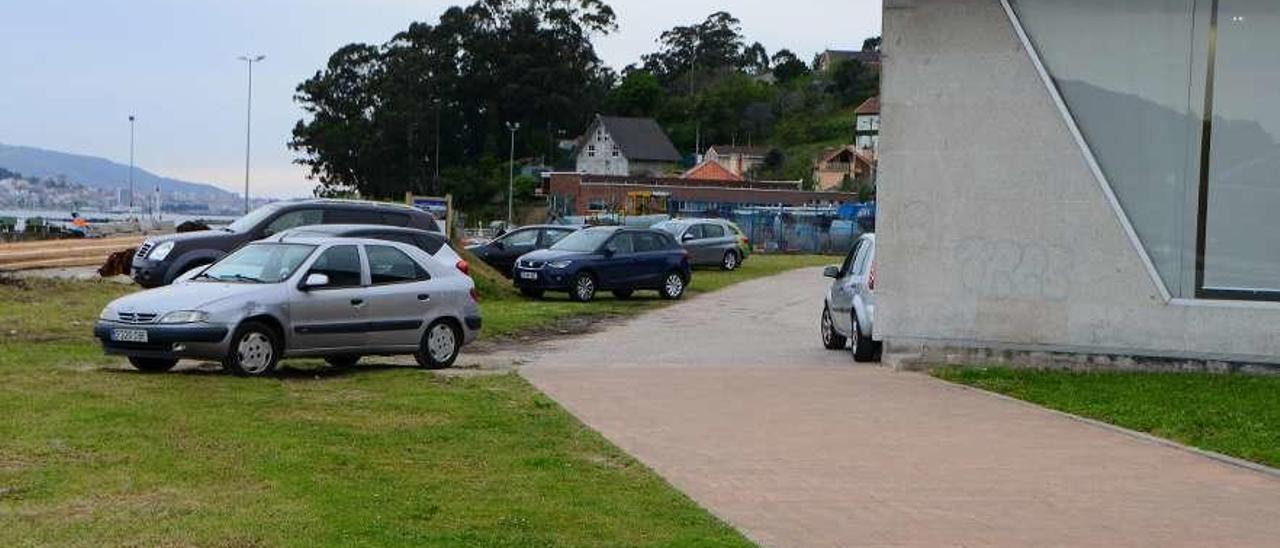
[574,115,682,177]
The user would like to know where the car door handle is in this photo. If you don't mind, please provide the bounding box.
[350,298,365,308]
[417,294,430,301]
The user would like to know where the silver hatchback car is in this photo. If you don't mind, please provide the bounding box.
[820,233,880,361]
[652,218,750,270]
[94,237,481,376]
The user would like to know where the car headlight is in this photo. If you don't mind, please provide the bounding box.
[99,306,113,321]
[157,310,207,324]
[546,260,573,269]
[148,241,175,261]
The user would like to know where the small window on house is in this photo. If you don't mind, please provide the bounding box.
[587,145,596,157]
[611,146,620,158]
[587,199,607,211]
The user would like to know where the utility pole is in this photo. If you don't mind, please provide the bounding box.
[506,121,520,226]
[128,115,135,216]
[238,54,265,213]
[434,99,441,193]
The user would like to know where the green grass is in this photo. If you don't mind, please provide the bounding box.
[0,255,831,546]
[934,367,1280,468]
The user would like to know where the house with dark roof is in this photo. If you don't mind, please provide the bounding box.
[574,115,683,177]
[705,145,770,177]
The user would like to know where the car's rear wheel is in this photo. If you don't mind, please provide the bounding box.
[325,355,361,368]
[721,250,740,271]
[660,271,686,300]
[851,315,880,362]
[415,319,461,369]
[128,357,178,373]
[570,272,596,302]
[520,287,544,299]
[821,306,847,350]
[613,289,634,300]
[223,321,282,377]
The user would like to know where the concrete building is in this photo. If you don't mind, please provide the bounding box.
[854,96,880,153]
[813,146,876,191]
[705,145,769,177]
[544,172,854,217]
[880,0,1280,367]
[574,115,682,177]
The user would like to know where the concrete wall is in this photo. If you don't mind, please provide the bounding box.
[878,0,1280,367]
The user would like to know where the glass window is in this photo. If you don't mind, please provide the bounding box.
[227,204,280,233]
[199,243,315,284]
[852,240,873,276]
[265,209,324,235]
[588,145,596,157]
[380,212,411,226]
[366,245,428,285]
[551,229,615,252]
[542,229,573,246]
[325,208,379,224]
[703,224,726,238]
[413,234,447,255]
[307,245,362,288]
[500,229,538,247]
[634,232,665,252]
[1011,0,1200,296]
[685,224,705,240]
[608,233,635,254]
[840,240,862,277]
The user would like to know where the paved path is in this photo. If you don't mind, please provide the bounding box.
[520,267,1280,547]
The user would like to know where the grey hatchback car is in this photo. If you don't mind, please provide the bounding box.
[94,237,481,376]
[652,218,750,270]
[820,233,880,361]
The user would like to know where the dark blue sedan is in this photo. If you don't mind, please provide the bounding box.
[512,226,692,301]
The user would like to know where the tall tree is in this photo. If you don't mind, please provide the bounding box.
[641,11,746,89]
[770,49,809,84]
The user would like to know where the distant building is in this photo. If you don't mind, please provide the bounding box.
[574,114,682,177]
[705,145,770,177]
[682,159,743,182]
[816,49,882,72]
[813,146,876,190]
[854,96,880,153]
[544,172,853,218]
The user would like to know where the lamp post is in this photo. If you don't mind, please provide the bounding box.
[238,54,265,213]
[506,121,520,226]
[128,115,135,216]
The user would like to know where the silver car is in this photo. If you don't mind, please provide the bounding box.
[820,233,880,362]
[652,218,749,270]
[94,237,481,376]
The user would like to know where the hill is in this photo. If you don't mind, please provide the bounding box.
[0,143,235,199]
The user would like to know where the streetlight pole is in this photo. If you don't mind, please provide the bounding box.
[506,121,520,226]
[238,54,265,214]
[128,115,135,216]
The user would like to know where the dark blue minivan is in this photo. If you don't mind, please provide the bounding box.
[512,226,692,301]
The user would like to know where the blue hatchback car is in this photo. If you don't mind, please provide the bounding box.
[512,226,692,301]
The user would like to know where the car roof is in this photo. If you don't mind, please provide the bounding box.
[275,198,424,213]
[279,224,442,237]
[256,235,411,247]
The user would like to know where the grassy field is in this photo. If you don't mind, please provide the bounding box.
[935,367,1280,469]
[0,255,828,546]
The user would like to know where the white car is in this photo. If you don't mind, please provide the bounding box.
[95,237,481,376]
[820,233,880,362]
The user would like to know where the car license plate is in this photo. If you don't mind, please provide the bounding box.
[520,271,539,280]
[111,329,148,343]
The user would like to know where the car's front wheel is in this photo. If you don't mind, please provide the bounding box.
[128,357,178,373]
[570,272,597,302]
[223,321,282,377]
[721,250,740,271]
[415,319,461,369]
[660,271,686,300]
[821,306,847,350]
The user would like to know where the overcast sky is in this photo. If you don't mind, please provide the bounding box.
[1,0,881,197]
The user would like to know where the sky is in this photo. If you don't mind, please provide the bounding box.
[1,0,881,198]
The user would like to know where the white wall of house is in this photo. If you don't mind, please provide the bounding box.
[879,0,1280,367]
[855,113,880,151]
[575,125,629,176]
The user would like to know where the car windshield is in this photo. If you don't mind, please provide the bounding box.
[225,204,280,233]
[651,221,688,236]
[550,229,615,252]
[197,243,316,283]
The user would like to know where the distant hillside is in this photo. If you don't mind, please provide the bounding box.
[0,143,235,198]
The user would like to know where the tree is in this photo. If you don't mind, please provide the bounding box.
[604,70,664,117]
[641,11,746,89]
[290,0,616,209]
[770,49,809,84]
[828,59,877,106]
[742,41,770,76]
[862,36,882,52]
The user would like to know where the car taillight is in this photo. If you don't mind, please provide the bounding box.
[469,287,479,302]
[456,259,470,275]
[868,262,877,291]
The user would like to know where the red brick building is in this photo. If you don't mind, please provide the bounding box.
[543,172,860,217]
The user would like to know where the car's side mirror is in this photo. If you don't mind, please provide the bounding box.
[301,273,330,289]
[823,265,841,279]
[682,233,696,242]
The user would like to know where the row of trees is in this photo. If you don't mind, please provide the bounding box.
[290,1,879,212]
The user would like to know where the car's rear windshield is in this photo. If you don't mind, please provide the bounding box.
[651,221,688,236]
[198,243,316,284]
[551,229,615,252]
